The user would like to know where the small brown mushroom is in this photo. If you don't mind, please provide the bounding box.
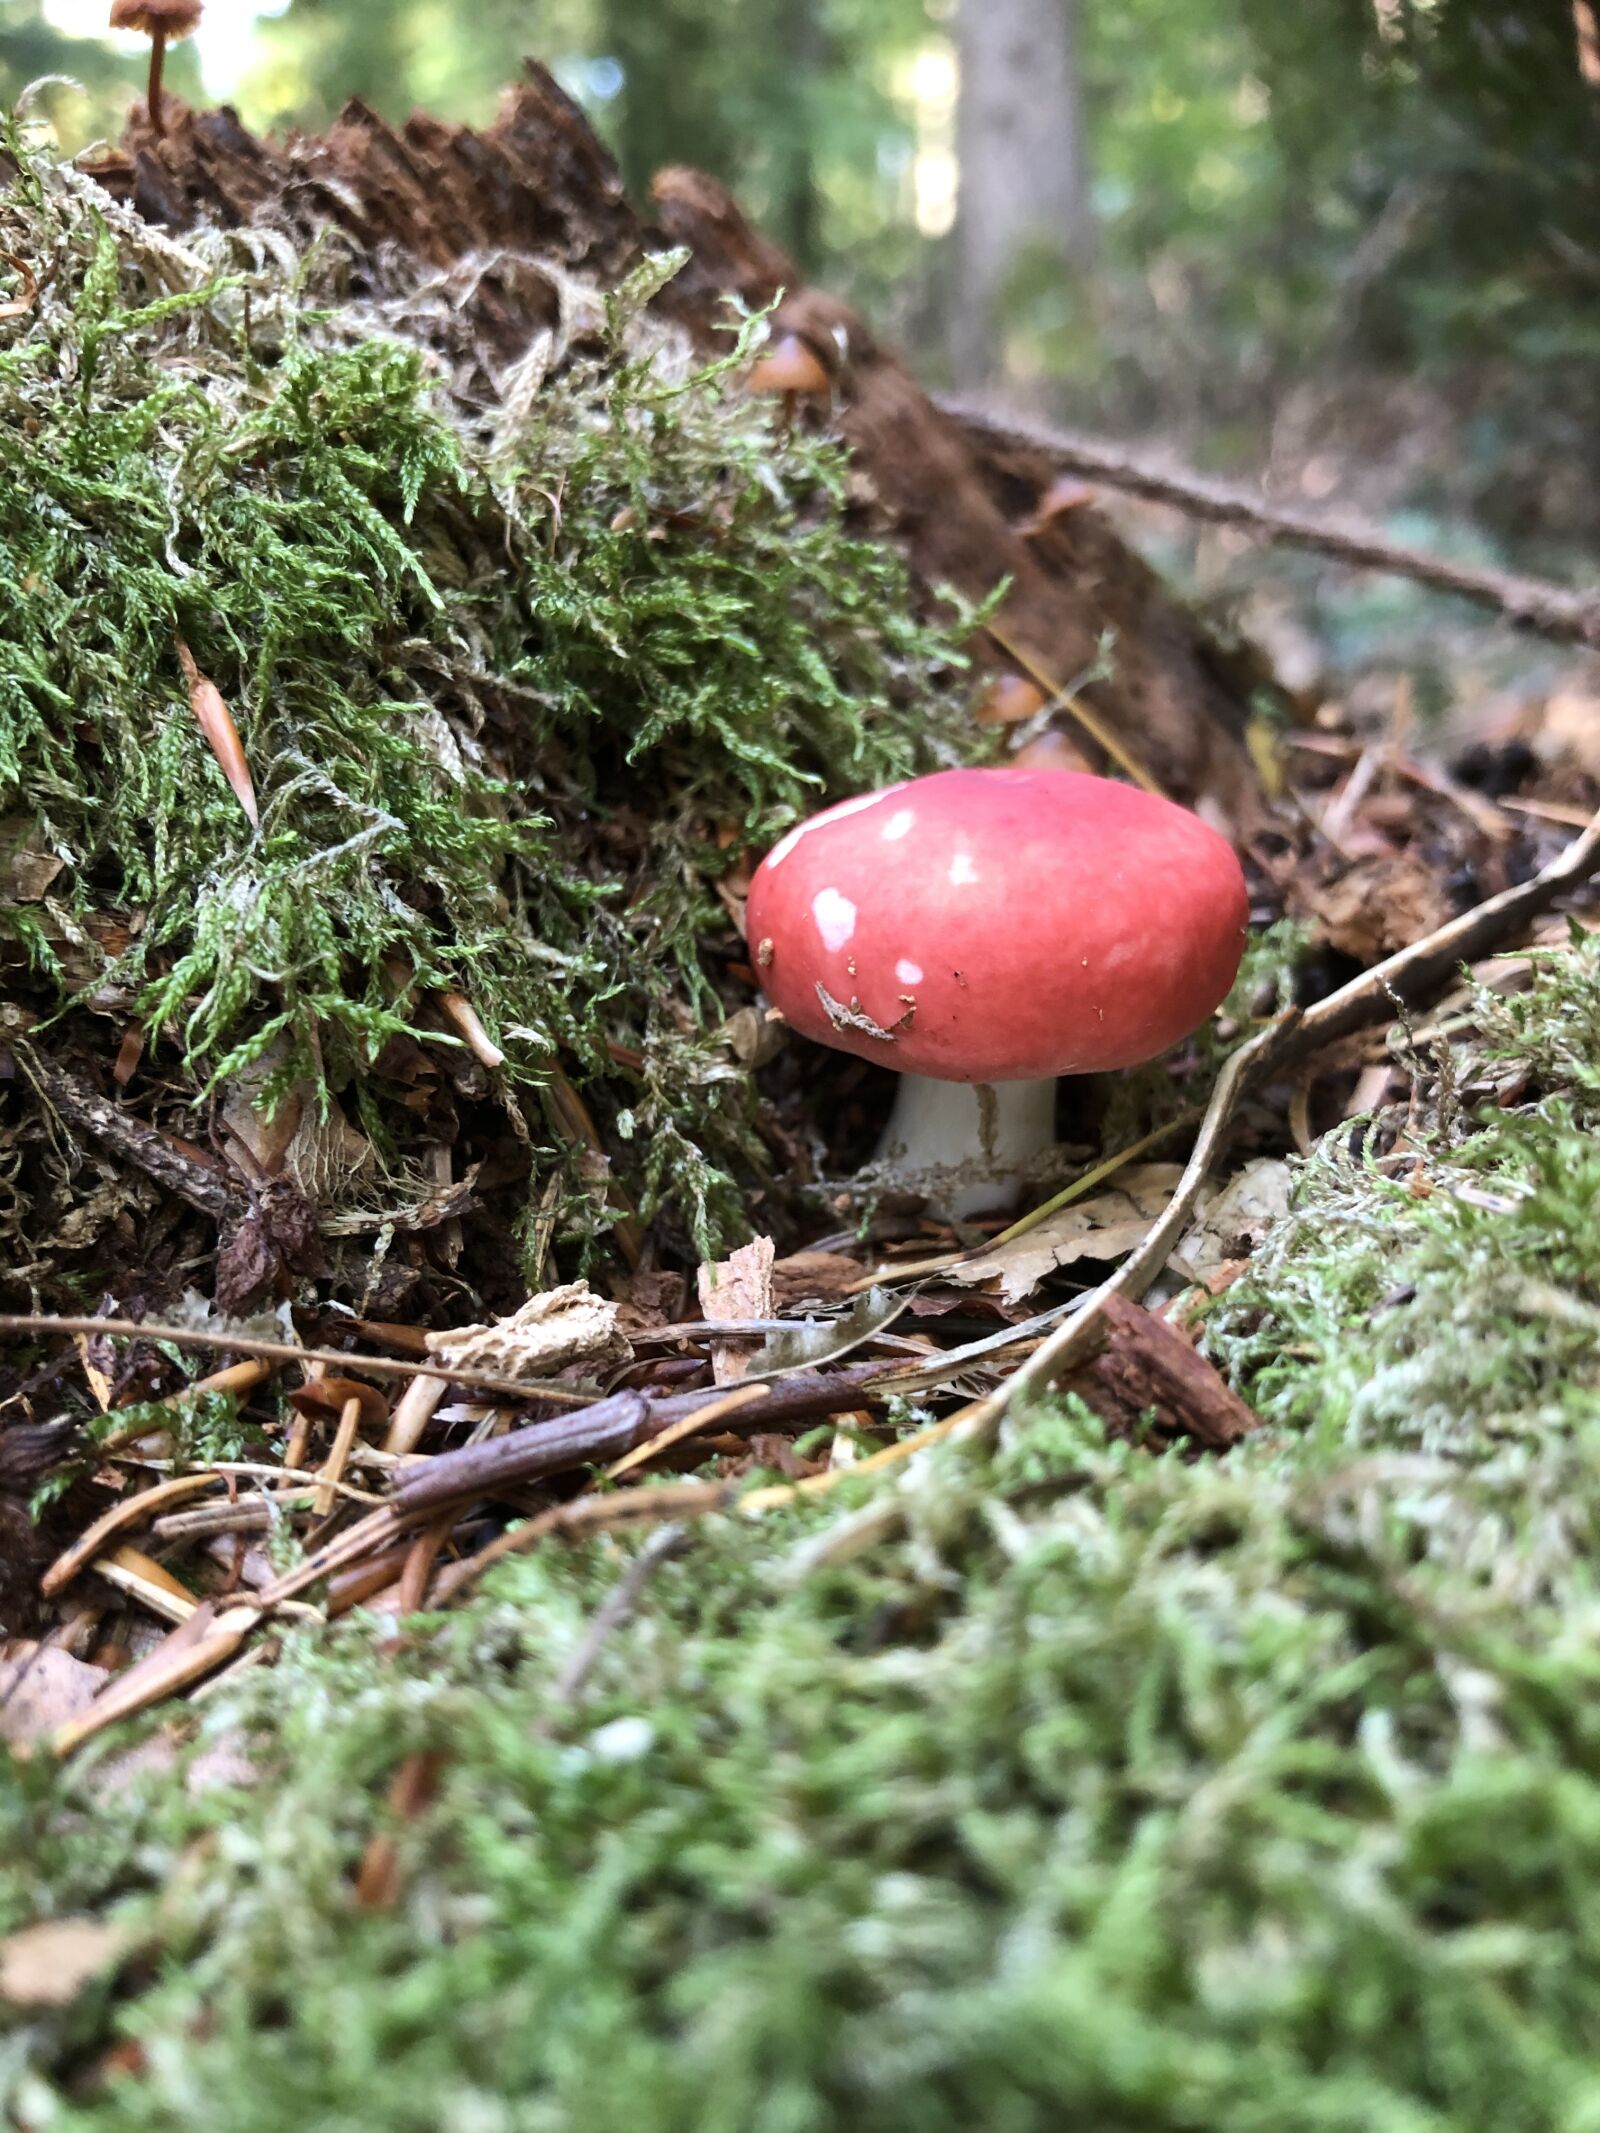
[974,672,1048,727]
[746,333,831,401]
[108,0,203,140]
[285,1376,391,1436]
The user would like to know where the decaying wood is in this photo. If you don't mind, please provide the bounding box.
[22,1051,244,1224]
[1059,1292,1257,1450]
[653,167,1269,819]
[76,71,1270,820]
[85,69,651,370]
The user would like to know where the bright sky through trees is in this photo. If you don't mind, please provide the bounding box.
[40,0,288,95]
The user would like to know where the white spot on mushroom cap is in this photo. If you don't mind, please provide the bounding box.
[762,785,906,870]
[895,958,923,986]
[881,807,915,842]
[948,850,978,887]
[811,887,858,953]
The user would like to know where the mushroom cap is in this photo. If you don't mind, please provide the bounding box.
[746,768,1249,1083]
[109,0,202,36]
[286,1376,391,1433]
[974,672,1048,726]
[745,333,831,397]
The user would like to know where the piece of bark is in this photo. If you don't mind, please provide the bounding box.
[1055,1291,1257,1450]
[696,1237,776,1383]
[426,1281,630,1383]
[25,1053,244,1225]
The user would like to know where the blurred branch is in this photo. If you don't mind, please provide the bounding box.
[941,403,1600,653]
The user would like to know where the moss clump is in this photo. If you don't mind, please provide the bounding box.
[0,123,972,1273]
[5,934,1600,2130]
[1205,920,1600,1464]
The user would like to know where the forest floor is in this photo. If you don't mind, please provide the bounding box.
[5,92,1600,2132]
[7,925,1600,2131]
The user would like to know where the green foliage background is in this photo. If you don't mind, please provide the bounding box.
[4,0,1596,551]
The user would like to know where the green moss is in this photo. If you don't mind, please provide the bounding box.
[1205,920,1600,1459]
[0,125,972,1265]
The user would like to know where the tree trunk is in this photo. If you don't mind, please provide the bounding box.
[952,0,1090,389]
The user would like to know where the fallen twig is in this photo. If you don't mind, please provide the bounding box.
[982,619,1165,795]
[19,1052,245,1223]
[0,1315,595,1410]
[543,1522,690,1710]
[1287,799,1600,1055]
[392,1360,895,1517]
[946,405,1600,652]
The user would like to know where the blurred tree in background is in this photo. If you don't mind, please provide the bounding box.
[1,0,1596,548]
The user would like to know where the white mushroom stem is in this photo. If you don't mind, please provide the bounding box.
[876,1074,1056,1220]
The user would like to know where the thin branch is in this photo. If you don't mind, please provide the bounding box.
[20,1050,245,1222]
[391,1359,897,1517]
[944,403,1600,652]
[0,1314,594,1409]
[543,1523,689,1710]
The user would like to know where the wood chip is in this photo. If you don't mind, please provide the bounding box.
[696,1237,776,1383]
[1059,1293,1258,1450]
[426,1280,630,1383]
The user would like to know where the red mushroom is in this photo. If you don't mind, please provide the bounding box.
[745,767,1249,1215]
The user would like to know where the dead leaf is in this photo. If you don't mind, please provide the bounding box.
[0,248,39,322]
[614,1268,688,1340]
[697,1237,775,1384]
[0,1917,126,2009]
[946,1165,1184,1306]
[176,637,259,830]
[74,1332,117,1414]
[771,1250,865,1309]
[717,1005,783,1068]
[215,1177,324,1316]
[0,815,66,901]
[220,1034,376,1196]
[426,1280,630,1383]
[1297,853,1451,962]
[740,1286,908,1376]
[1176,1158,1293,1279]
[0,1644,109,1747]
